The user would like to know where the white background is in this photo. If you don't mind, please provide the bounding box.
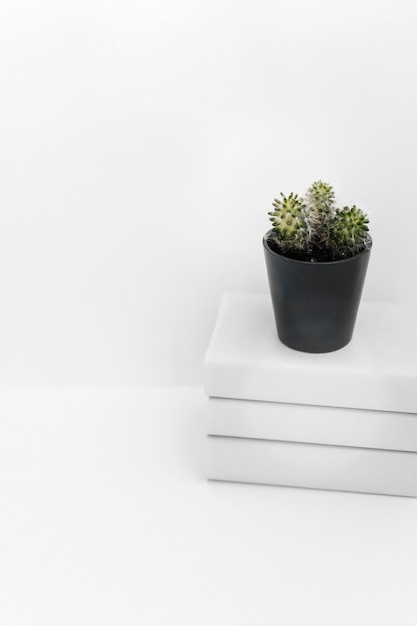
[1,0,417,386]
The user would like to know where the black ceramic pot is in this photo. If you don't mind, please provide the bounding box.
[263,231,372,353]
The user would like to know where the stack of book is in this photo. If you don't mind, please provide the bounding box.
[204,292,417,496]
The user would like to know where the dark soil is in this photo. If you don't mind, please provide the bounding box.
[266,234,366,263]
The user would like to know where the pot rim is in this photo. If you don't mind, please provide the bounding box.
[263,230,372,266]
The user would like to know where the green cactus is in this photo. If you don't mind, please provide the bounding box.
[267,181,371,261]
[268,192,308,252]
[305,180,336,245]
[329,205,370,256]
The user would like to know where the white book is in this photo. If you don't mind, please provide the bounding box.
[207,397,417,452]
[204,292,417,414]
[206,435,417,497]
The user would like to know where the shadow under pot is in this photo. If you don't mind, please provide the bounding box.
[263,232,372,353]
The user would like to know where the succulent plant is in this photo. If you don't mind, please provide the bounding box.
[268,192,309,252]
[305,180,336,246]
[267,181,371,261]
[329,205,370,256]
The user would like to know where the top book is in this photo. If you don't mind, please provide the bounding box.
[204,292,417,414]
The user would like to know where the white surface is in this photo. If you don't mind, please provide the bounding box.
[1,386,417,626]
[206,435,417,497]
[1,1,417,387]
[205,292,417,413]
[208,397,417,452]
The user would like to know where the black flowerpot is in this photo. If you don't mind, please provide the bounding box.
[263,231,372,353]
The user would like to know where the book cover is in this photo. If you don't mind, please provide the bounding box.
[204,293,417,414]
[207,397,417,452]
[206,435,417,497]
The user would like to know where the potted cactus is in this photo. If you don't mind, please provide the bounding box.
[263,181,372,353]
